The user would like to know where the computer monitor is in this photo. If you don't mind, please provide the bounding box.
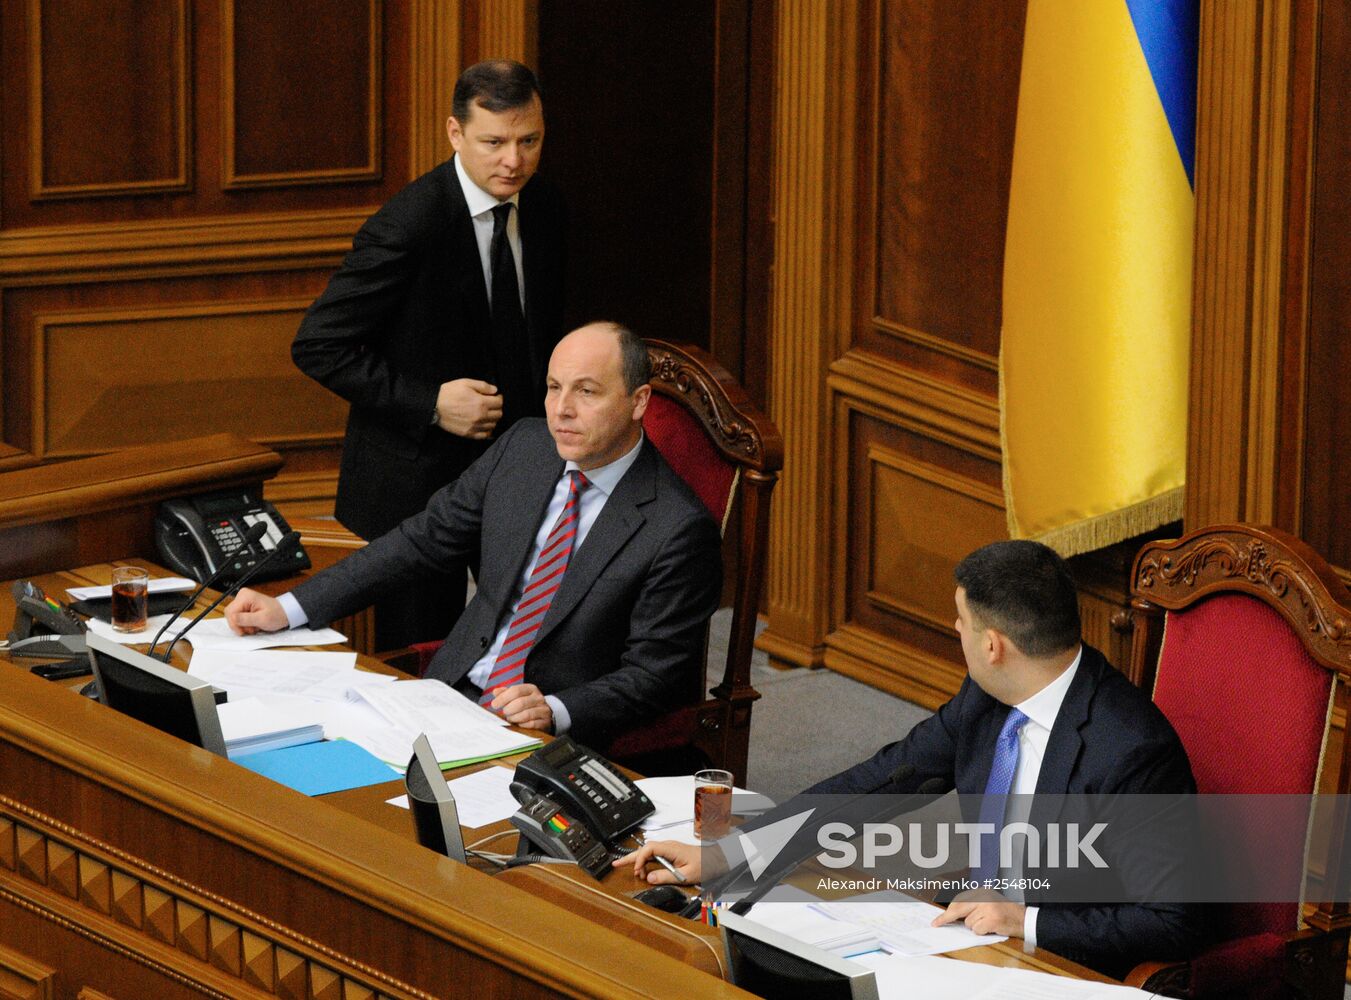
[404,733,467,863]
[719,909,880,1000]
[85,630,227,757]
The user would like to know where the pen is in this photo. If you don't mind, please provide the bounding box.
[651,852,687,884]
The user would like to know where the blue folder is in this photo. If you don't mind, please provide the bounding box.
[235,739,401,796]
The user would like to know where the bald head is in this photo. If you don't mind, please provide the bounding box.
[545,323,651,470]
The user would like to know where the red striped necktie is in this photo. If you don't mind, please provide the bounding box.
[479,470,590,704]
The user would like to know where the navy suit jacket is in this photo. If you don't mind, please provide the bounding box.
[290,420,722,746]
[293,161,567,540]
[807,644,1204,978]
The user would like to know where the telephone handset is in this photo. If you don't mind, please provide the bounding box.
[6,580,88,658]
[155,488,311,585]
[509,737,655,879]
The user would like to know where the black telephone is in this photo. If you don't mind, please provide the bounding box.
[6,580,87,658]
[509,737,654,880]
[155,489,311,586]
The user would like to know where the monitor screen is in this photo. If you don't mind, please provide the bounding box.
[719,910,880,1000]
[405,733,466,863]
[85,630,227,757]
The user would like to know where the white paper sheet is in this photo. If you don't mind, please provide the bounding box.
[170,616,347,651]
[67,577,196,601]
[349,725,540,769]
[384,765,521,826]
[216,696,326,742]
[84,614,179,645]
[185,649,387,702]
[868,953,1156,999]
[353,679,507,732]
[635,774,753,831]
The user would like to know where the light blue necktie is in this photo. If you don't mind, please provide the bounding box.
[973,708,1029,884]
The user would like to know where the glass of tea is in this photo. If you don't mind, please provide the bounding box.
[694,768,733,841]
[110,566,149,633]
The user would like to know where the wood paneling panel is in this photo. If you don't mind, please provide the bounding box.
[28,0,189,200]
[31,300,346,458]
[865,0,1024,364]
[223,0,381,188]
[838,404,1003,667]
[0,2,412,228]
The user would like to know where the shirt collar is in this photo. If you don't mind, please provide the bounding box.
[453,153,519,218]
[1012,645,1082,733]
[564,432,644,499]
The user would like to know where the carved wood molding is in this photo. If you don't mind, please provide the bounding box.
[0,941,55,1000]
[645,340,783,472]
[220,0,383,190]
[0,210,370,283]
[1186,0,1318,529]
[408,0,460,176]
[1132,525,1351,674]
[0,802,418,1000]
[25,0,192,201]
[870,317,999,372]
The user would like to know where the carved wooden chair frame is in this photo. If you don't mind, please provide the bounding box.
[1124,524,1351,998]
[636,339,783,780]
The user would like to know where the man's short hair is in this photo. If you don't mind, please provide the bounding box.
[954,540,1080,657]
[593,321,651,394]
[452,60,541,123]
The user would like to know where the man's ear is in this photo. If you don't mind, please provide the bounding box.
[630,383,651,422]
[985,628,1008,665]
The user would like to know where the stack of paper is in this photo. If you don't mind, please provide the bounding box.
[217,697,324,759]
[345,680,542,769]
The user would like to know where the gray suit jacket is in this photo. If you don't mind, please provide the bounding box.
[291,419,722,745]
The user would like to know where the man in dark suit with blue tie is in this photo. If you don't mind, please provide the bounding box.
[292,60,567,650]
[228,323,721,748]
[623,540,1204,978]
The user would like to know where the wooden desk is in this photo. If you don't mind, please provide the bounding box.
[2,568,1115,1000]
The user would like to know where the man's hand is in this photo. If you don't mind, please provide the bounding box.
[931,888,1026,938]
[613,840,704,884]
[487,683,553,731]
[224,588,289,635]
[434,379,503,439]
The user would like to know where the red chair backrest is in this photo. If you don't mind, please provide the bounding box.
[1153,593,1334,937]
[643,393,738,531]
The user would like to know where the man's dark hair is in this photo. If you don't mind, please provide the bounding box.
[600,321,651,394]
[954,540,1080,657]
[452,60,542,123]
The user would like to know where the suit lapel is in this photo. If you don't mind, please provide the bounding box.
[496,442,565,604]
[532,443,656,644]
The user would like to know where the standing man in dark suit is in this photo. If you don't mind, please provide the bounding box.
[292,60,566,650]
[228,323,721,747]
[622,541,1204,978]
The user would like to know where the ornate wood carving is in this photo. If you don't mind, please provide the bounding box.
[1133,525,1351,671]
[1,801,408,1000]
[646,340,781,471]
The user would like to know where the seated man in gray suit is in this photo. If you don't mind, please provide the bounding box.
[225,322,722,746]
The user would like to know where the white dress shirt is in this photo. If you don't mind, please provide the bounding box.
[453,154,525,311]
[1003,645,1081,950]
[465,434,644,733]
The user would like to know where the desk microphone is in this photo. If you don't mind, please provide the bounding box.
[157,530,302,663]
[147,521,269,657]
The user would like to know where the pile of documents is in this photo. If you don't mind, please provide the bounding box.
[186,649,542,771]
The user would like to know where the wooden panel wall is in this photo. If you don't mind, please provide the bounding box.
[0,0,458,512]
[758,1,1040,703]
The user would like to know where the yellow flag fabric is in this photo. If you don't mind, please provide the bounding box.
[1001,0,1194,555]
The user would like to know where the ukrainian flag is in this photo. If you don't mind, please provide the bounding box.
[1001,0,1197,554]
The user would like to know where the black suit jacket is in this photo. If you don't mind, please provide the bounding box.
[806,644,1204,978]
[290,420,722,746]
[293,160,567,539]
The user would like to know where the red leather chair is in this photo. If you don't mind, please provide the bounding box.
[1124,524,1351,999]
[388,341,782,782]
